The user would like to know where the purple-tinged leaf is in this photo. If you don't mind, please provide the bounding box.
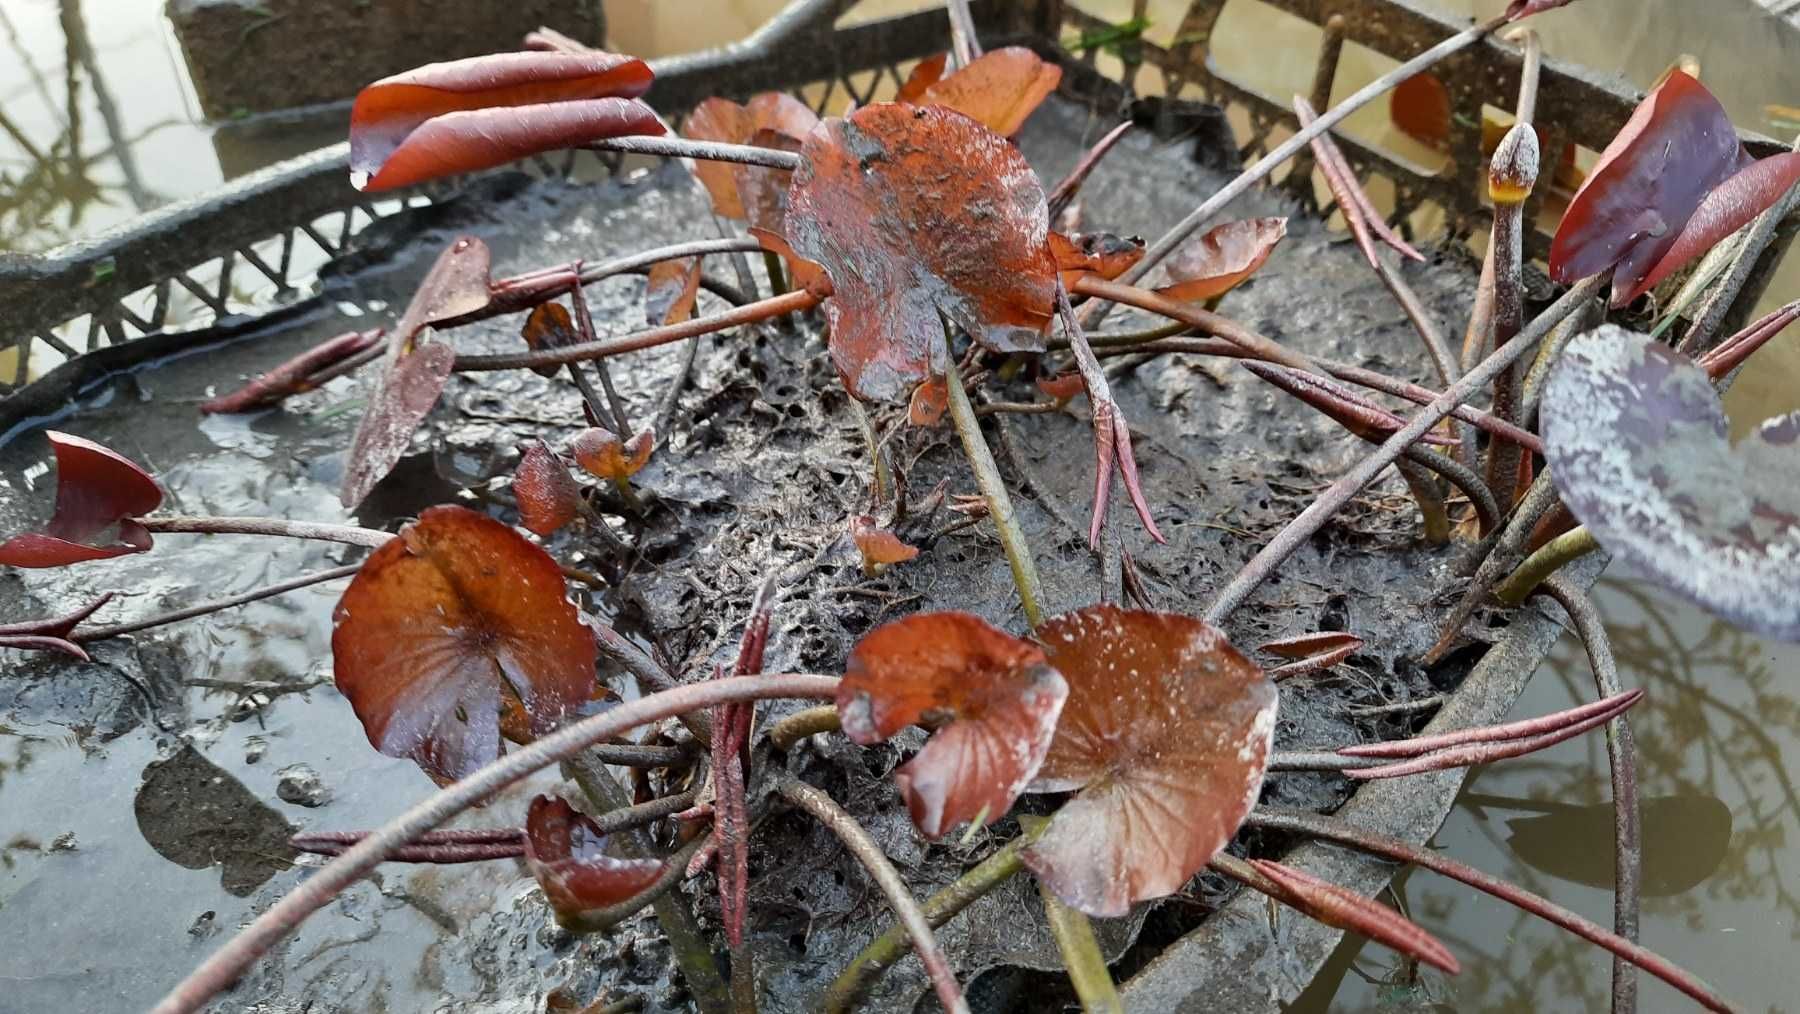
[0,432,162,568]
[1624,151,1800,305]
[1541,324,1800,641]
[1505,0,1577,20]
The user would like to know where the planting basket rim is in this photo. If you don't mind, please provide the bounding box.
[0,0,1778,1007]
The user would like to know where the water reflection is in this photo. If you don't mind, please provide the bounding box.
[133,743,296,896]
[1468,792,1733,897]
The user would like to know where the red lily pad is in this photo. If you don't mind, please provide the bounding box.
[1023,605,1277,917]
[0,432,162,568]
[748,227,831,295]
[1548,72,1750,302]
[1624,151,1800,305]
[908,377,950,427]
[785,103,1059,402]
[1156,217,1287,303]
[736,128,808,235]
[1390,73,1451,152]
[350,51,660,192]
[514,440,584,537]
[331,505,598,785]
[341,237,495,508]
[524,794,665,924]
[896,53,948,105]
[645,257,702,326]
[898,47,1063,137]
[837,612,1068,840]
[1036,372,1084,402]
[1540,324,1800,641]
[681,92,819,220]
[570,426,654,482]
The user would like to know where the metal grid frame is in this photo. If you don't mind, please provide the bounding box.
[1,0,1791,412]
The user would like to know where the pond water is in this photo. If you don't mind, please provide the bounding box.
[2,1,1799,1012]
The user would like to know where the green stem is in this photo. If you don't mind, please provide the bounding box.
[851,399,891,507]
[1494,526,1599,605]
[762,250,788,297]
[942,328,1045,628]
[821,821,1047,1013]
[1026,816,1122,1014]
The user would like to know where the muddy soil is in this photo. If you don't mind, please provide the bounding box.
[0,94,1492,1012]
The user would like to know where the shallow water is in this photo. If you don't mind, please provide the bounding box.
[3,1,1800,1012]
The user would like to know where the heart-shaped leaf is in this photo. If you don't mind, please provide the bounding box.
[331,505,598,785]
[785,103,1059,402]
[524,794,665,924]
[645,257,702,326]
[680,92,819,220]
[1156,217,1287,303]
[350,51,660,191]
[1389,73,1451,152]
[1548,72,1750,301]
[1541,324,1800,641]
[898,46,1063,137]
[1022,605,1277,917]
[736,128,808,235]
[0,432,162,568]
[837,612,1068,840]
[571,426,654,482]
[341,237,495,508]
[514,440,584,537]
[1622,151,1800,306]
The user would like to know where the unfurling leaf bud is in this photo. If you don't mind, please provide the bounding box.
[1488,123,1542,206]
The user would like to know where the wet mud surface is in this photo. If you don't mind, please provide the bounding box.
[0,95,1493,1012]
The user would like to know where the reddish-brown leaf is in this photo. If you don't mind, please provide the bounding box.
[908,377,950,427]
[520,301,581,378]
[681,92,819,220]
[645,257,702,326]
[1624,151,1800,305]
[350,51,660,191]
[896,53,948,105]
[1389,73,1451,151]
[850,515,920,568]
[1505,0,1576,19]
[905,47,1063,137]
[682,97,755,218]
[837,612,1067,840]
[0,432,162,568]
[749,227,831,295]
[514,440,584,537]
[1548,72,1750,299]
[201,328,384,414]
[571,426,654,482]
[1157,217,1287,303]
[1036,371,1085,402]
[330,505,598,785]
[340,238,497,508]
[786,103,1059,402]
[1049,231,1145,289]
[1023,605,1277,917]
[524,794,665,924]
[736,128,807,235]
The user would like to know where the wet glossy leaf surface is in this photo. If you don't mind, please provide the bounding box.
[850,514,920,567]
[342,237,498,507]
[524,794,664,923]
[1023,605,1277,917]
[1627,151,1800,304]
[1541,324,1800,640]
[571,426,654,482]
[645,257,702,326]
[902,46,1063,137]
[786,103,1058,401]
[837,612,1067,839]
[514,440,584,537]
[331,505,598,785]
[350,51,659,191]
[908,377,950,427]
[0,431,162,568]
[1157,217,1287,303]
[1548,72,1749,301]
